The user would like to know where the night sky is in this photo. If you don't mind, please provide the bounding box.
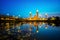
[0,0,60,18]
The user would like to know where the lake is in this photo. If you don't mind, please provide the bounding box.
[0,22,60,40]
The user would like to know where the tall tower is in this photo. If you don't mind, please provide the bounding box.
[45,13,48,18]
[36,10,38,17]
[29,12,32,18]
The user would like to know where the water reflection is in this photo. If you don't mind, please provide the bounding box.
[0,22,60,40]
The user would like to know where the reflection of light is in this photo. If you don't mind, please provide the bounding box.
[6,29,10,31]
[29,22,32,25]
[39,26,41,28]
[42,22,45,25]
[34,22,38,27]
[21,38,23,40]
[34,38,36,40]
[18,30,21,32]
[45,27,48,29]
[5,23,10,29]
[17,27,20,29]
[8,31,11,34]
[52,23,55,26]
[36,30,39,33]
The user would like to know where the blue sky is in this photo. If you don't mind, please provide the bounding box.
[0,0,60,18]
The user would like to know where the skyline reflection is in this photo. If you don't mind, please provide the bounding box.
[0,22,60,40]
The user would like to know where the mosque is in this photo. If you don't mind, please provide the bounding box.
[27,10,48,20]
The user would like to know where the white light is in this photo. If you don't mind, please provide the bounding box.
[29,12,32,14]
[36,30,39,33]
[45,27,48,29]
[36,9,38,12]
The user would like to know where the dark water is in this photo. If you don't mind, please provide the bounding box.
[0,22,60,40]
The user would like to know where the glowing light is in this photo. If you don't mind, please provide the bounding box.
[45,27,48,29]
[52,23,55,26]
[1,18,4,20]
[36,30,39,33]
[29,12,32,14]
[39,26,41,28]
[36,9,38,12]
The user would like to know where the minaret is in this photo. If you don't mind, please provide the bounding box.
[45,13,48,18]
[29,12,32,18]
[36,10,38,17]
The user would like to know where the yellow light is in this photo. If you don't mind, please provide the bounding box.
[52,23,55,26]
[42,18,45,20]
[51,17,55,20]
[1,18,4,20]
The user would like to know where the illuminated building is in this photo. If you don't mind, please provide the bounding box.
[28,10,48,20]
[28,10,40,20]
